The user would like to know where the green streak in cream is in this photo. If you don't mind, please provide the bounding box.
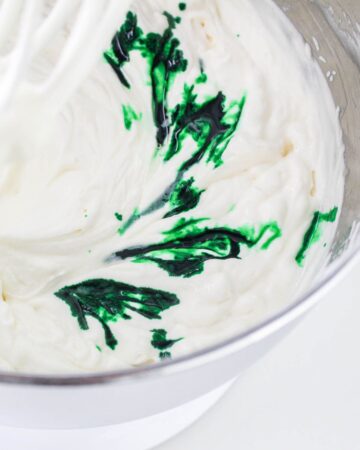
[119,89,246,229]
[104,11,187,146]
[164,177,204,218]
[151,329,183,359]
[105,11,247,230]
[118,208,141,236]
[111,218,282,278]
[143,12,187,146]
[55,279,180,350]
[195,72,207,84]
[122,105,142,130]
[295,207,338,267]
[166,86,247,170]
[115,212,123,222]
[103,12,143,89]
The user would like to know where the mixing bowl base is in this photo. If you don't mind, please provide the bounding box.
[0,379,235,450]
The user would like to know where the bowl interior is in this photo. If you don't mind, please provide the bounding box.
[0,0,359,384]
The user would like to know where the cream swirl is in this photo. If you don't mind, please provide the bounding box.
[0,0,344,373]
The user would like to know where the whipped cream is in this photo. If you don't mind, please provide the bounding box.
[0,0,344,373]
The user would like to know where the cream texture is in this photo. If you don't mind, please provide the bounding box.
[0,0,343,373]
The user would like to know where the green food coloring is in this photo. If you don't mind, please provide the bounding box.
[103,12,143,89]
[164,177,204,218]
[111,218,282,278]
[106,11,247,231]
[122,105,142,130]
[151,329,183,359]
[295,207,338,267]
[55,279,179,350]
[104,11,187,146]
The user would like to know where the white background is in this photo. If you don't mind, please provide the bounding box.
[159,260,360,449]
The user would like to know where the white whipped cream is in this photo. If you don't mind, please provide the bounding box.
[0,0,344,373]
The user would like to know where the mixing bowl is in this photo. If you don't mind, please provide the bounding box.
[0,0,359,443]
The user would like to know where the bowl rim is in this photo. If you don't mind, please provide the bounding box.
[0,241,358,387]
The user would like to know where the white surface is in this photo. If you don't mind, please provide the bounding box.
[0,379,233,450]
[159,261,360,450]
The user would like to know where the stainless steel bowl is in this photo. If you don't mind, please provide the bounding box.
[0,0,359,430]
